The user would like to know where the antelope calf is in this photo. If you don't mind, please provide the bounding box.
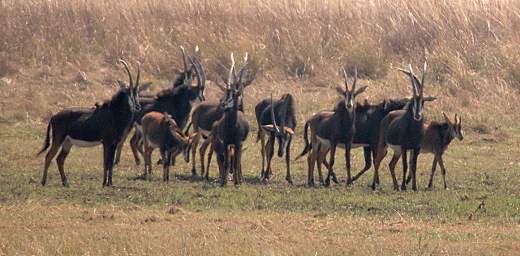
[141,112,192,182]
[255,93,296,184]
[210,53,250,186]
[297,67,367,186]
[372,63,429,191]
[37,60,141,187]
[404,113,464,189]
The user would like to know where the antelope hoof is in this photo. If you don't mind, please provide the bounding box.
[41,180,47,186]
[412,185,418,192]
[346,179,353,186]
[332,174,339,184]
[401,184,407,191]
[191,168,197,177]
[62,181,70,187]
[135,159,141,166]
[324,178,331,187]
[307,180,315,187]
[371,183,377,191]
[286,176,293,185]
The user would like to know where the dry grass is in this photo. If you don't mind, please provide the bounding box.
[1,0,520,128]
[1,203,519,255]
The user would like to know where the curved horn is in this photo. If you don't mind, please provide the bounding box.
[342,67,348,91]
[134,61,141,93]
[420,61,427,97]
[270,94,280,134]
[119,59,133,91]
[228,52,235,88]
[237,53,249,85]
[180,46,189,72]
[352,66,358,93]
[408,64,418,97]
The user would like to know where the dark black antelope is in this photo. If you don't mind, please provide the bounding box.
[255,93,296,184]
[189,69,254,178]
[296,67,367,186]
[372,63,429,191]
[141,112,192,182]
[129,46,206,166]
[403,113,464,189]
[37,60,141,187]
[322,96,437,184]
[209,53,250,186]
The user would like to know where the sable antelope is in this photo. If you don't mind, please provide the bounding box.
[321,96,437,184]
[296,67,367,186]
[255,93,296,184]
[189,71,254,179]
[141,112,192,182]
[210,53,250,186]
[37,60,141,187]
[403,113,464,189]
[372,63,429,191]
[129,46,206,166]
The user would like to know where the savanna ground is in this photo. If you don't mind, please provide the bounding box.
[1,0,520,255]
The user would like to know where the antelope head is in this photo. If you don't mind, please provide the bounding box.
[443,112,464,141]
[118,59,141,112]
[399,62,429,121]
[179,46,206,102]
[218,52,252,111]
[335,66,367,113]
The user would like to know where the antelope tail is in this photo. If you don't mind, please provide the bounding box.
[295,120,311,160]
[37,122,51,156]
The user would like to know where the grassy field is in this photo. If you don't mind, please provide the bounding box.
[1,121,520,255]
[2,0,520,255]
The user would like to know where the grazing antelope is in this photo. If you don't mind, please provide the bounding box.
[210,53,250,186]
[129,46,206,166]
[296,67,367,186]
[372,63,429,191]
[403,113,464,189]
[141,112,192,182]
[37,60,141,187]
[189,72,254,178]
[322,96,437,184]
[255,93,296,184]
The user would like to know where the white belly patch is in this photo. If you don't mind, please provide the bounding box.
[66,136,101,147]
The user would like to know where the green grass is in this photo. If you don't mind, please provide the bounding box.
[2,121,520,225]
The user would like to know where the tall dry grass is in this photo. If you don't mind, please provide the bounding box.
[0,0,519,129]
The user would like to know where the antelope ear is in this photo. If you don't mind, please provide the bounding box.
[442,112,452,124]
[284,127,294,135]
[354,86,368,97]
[262,124,276,132]
[336,86,345,96]
[423,96,437,102]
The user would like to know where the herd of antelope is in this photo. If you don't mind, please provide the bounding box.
[37,46,464,191]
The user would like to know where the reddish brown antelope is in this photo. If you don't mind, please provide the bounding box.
[403,112,464,189]
[37,60,141,187]
[189,69,254,179]
[296,67,367,186]
[255,93,296,184]
[141,112,192,182]
[372,63,428,191]
[209,53,250,186]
